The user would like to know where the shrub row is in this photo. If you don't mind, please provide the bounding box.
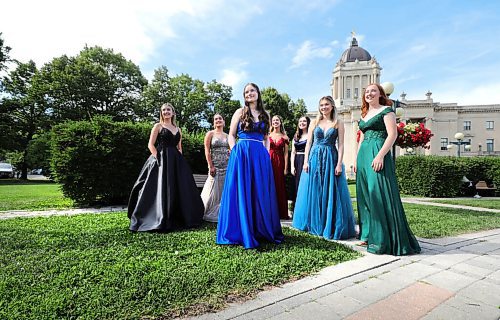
[50,117,207,205]
[395,155,500,197]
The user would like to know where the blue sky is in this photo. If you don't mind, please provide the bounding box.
[2,0,500,110]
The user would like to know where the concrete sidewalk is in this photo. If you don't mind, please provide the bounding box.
[0,205,127,220]
[190,228,500,320]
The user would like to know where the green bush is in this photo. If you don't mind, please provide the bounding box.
[26,132,52,176]
[181,130,207,174]
[453,157,499,186]
[396,156,463,197]
[50,117,208,205]
[396,156,500,197]
[50,117,151,205]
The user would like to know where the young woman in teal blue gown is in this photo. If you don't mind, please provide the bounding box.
[292,96,356,240]
[355,84,420,255]
[216,83,284,249]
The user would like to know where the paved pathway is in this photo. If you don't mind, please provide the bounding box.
[190,228,500,320]
[0,205,127,220]
[1,200,499,319]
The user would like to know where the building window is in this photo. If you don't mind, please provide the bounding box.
[354,88,359,99]
[486,139,494,152]
[463,121,471,131]
[409,118,425,124]
[440,138,448,151]
[346,88,351,99]
[486,121,494,130]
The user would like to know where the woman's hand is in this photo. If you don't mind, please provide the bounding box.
[209,166,216,177]
[335,164,342,176]
[152,153,160,166]
[291,167,296,176]
[371,155,384,172]
[303,163,309,173]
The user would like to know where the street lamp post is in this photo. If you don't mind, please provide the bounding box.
[381,82,404,165]
[447,132,470,157]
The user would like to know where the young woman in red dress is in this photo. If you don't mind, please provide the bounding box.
[269,115,290,220]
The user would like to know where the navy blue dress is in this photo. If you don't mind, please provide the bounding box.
[293,139,307,201]
[292,126,356,240]
[216,121,284,249]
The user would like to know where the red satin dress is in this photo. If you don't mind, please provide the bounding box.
[270,136,289,219]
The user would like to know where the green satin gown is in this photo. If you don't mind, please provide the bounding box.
[356,107,421,255]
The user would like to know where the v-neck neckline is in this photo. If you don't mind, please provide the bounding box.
[160,125,179,136]
[361,106,390,123]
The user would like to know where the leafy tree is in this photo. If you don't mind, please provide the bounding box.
[0,32,12,72]
[0,61,50,178]
[166,74,208,131]
[261,87,308,136]
[142,66,171,121]
[141,67,240,132]
[34,46,148,122]
[205,80,240,127]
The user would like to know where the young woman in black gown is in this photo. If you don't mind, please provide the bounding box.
[128,103,204,232]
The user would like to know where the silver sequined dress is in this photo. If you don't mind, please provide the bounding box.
[201,135,229,222]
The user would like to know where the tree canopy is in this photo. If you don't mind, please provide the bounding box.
[34,46,148,122]
[0,33,310,178]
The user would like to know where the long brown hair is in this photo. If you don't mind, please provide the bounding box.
[294,116,311,141]
[314,96,337,129]
[160,103,177,126]
[270,115,286,135]
[240,83,270,133]
[361,83,393,118]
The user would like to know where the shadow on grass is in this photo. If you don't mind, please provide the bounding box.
[0,214,360,319]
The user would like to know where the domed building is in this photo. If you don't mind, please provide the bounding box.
[331,36,381,109]
[307,34,499,178]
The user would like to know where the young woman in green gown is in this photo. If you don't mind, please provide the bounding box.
[355,84,421,255]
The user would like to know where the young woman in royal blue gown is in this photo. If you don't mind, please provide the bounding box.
[292,96,356,240]
[216,83,284,249]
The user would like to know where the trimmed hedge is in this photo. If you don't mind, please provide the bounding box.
[395,156,500,197]
[180,130,206,174]
[50,117,207,205]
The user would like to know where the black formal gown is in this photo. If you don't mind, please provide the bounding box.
[128,128,204,232]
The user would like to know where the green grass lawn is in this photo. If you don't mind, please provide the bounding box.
[427,199,500,210]
[402,203,500,238]
[0,213,360,319]
[351,203,500,239]
[0,180,74,211]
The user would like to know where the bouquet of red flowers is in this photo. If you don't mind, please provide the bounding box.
[396,122,433,149]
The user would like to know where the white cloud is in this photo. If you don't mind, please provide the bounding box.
[0,0,261,66]
[220,68,248,90]
[217,58,248,91]
[0,0,234,67]
[433,82,500,106]
[289,40,333,69]
[409,44,427,52]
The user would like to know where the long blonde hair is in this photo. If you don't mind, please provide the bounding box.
[314,96,337,128]
[159,103,177,126]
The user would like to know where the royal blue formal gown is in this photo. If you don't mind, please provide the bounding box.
[216,121,284,249]
[292,126,356,240]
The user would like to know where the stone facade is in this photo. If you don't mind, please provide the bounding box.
[306,36,499,176]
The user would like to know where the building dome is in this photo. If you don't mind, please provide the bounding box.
[340,37,371,63]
